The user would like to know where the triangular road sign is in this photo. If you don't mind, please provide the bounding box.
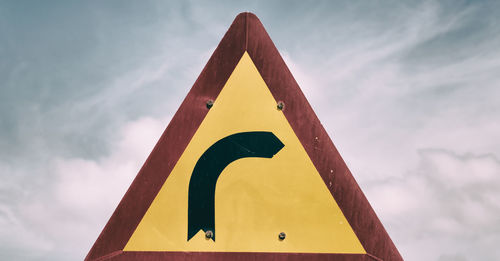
[86,12,403,261]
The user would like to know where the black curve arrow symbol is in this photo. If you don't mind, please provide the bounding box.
[187,131,284,241]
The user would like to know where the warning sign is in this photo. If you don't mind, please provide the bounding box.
[86,12,402,261]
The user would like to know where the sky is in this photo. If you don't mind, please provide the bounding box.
[1,0,500,260]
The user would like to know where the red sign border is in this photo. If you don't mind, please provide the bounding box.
[85,12,403,261]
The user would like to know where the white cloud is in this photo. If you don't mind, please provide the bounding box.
[0,117,166,260]
[364,150,500,260]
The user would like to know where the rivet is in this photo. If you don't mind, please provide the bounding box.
[278,232,286,240]
[206,100,214,109]
[205,230,213,239]
[277,101,284,111]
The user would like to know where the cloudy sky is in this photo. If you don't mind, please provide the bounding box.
[1,0,500,260]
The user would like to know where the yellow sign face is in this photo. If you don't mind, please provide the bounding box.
[124,52,365,254]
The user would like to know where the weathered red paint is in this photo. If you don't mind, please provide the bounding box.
[85,12,403,261]
[102,251,373,261]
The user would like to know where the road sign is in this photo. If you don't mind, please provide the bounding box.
[86,12,403,261]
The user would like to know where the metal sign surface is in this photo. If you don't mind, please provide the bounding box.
[85,12,402,261]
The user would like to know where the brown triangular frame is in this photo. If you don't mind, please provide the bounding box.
[85,12,403,261]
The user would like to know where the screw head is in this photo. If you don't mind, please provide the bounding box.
[277,101,284,111]
[205,230,213,239]
[278,232,286,240]
[206,100,214,109]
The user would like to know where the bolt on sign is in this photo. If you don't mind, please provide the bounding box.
[85,12,403,261]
